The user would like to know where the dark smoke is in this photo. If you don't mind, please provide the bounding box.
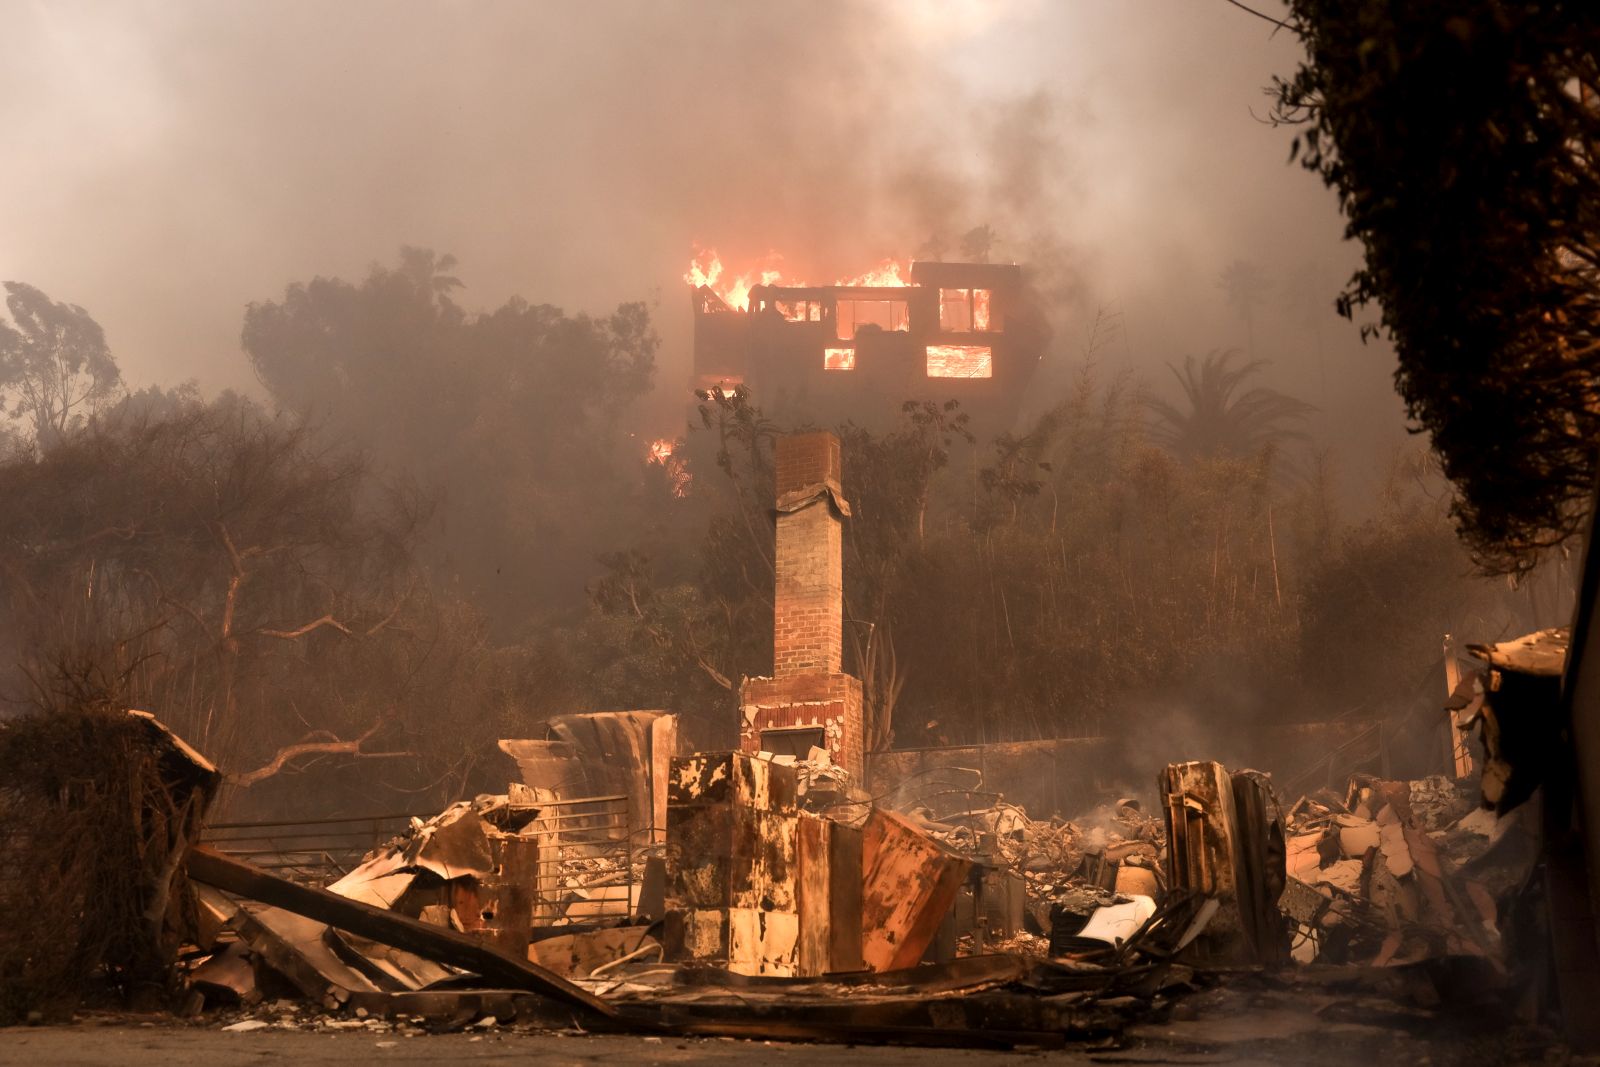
[2,1,1411,500]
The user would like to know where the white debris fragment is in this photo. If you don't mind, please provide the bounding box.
[221,1019,271,1032]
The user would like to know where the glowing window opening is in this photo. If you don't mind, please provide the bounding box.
[824,347,855,371]
[973,288,992,331]
[777,299,823,323]
[939,288,995,332]
[836,299,909,340]
[926,344,992,379]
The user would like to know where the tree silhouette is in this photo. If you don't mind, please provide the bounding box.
[1271,0,1600,572]
[1146,349,1314,460]
[0,283,122,448]
[240,247,658,624]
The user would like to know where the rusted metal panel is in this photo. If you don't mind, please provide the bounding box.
[669,751,798,813]
[669,803,735,909]
[227,903,385,1004]
[664,752,802,976]
[1161,761,1288,966]
[827,820,865,973]
[980,868,1026,941]
[860,808,972,972]
[648,715,678,844]
[666,907,731,961]
[729,808,797,913]
[499,710,679,843]
[1161,760,1243,963]
[796,814,831,976]
[727,906,799,974]
[1229,769,1288,965]
[476,833,538,957]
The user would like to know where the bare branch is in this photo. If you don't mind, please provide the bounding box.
[363,583,413,637]
[231,719,411,787]
[257,614,355,640]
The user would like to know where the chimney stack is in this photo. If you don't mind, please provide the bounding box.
[739,431,865,782]
[773,432,844,677]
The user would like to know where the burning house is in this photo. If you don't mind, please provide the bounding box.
[689,250,1049,428]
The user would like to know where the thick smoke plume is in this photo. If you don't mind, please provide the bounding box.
[2,0,1404,481]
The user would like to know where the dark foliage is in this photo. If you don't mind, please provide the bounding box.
[241,247,660,623]
[0,685,209,1023]
[598,371,1314,747]
[1272,2,1600,573]
[0,391,573,814]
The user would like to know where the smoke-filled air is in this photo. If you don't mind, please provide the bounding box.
[9,0,1600,1058]
[0,0,1565,809]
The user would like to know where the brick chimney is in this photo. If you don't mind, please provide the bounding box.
[739,431,865,782]
[773,432,844,677]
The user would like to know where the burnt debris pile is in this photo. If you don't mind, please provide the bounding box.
[0,431,1566,1058]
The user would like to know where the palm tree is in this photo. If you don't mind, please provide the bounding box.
[1146,349,1315,460]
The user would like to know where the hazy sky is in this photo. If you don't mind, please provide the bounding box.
[2,0,1410,480]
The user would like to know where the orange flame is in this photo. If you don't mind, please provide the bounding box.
[647,437,690,496]
[684,246,723,290]
[925,344,993,379]
[838,259,911,288]
[686,247,913,310]
[685,246,795,311]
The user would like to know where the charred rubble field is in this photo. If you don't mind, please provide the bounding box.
[0,431,1591,1063]
[0,435,1593,1064]
[0,678,1590,1066]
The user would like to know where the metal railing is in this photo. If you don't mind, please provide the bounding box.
[515,794,640,925]
[200,797,655,928]
[201,811,423,885]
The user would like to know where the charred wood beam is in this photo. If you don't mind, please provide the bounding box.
[185,845,615,1019]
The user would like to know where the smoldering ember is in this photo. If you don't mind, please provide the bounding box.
[5,4,1600,1067]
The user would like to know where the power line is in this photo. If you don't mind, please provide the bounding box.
[1221,0,1297,35]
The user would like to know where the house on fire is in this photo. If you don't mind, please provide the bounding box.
[691,261,1049,428]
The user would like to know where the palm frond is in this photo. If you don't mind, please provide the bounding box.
[1145,349,1314,460]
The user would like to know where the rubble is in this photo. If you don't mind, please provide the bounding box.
[662,751,805,976]
[860,807,971,971]
[20,430,1560,1052]
[185,846,612,1017]
[1277,771,1519,967]
[891,775,1169,958]
[155,717,1543,1053]
[498,710,678,845]
[1162,761,1286,965]
[169,734,1304,1049]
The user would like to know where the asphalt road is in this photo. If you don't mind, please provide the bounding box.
[0,1024,1071,1066]
[1,977,1562,1067]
